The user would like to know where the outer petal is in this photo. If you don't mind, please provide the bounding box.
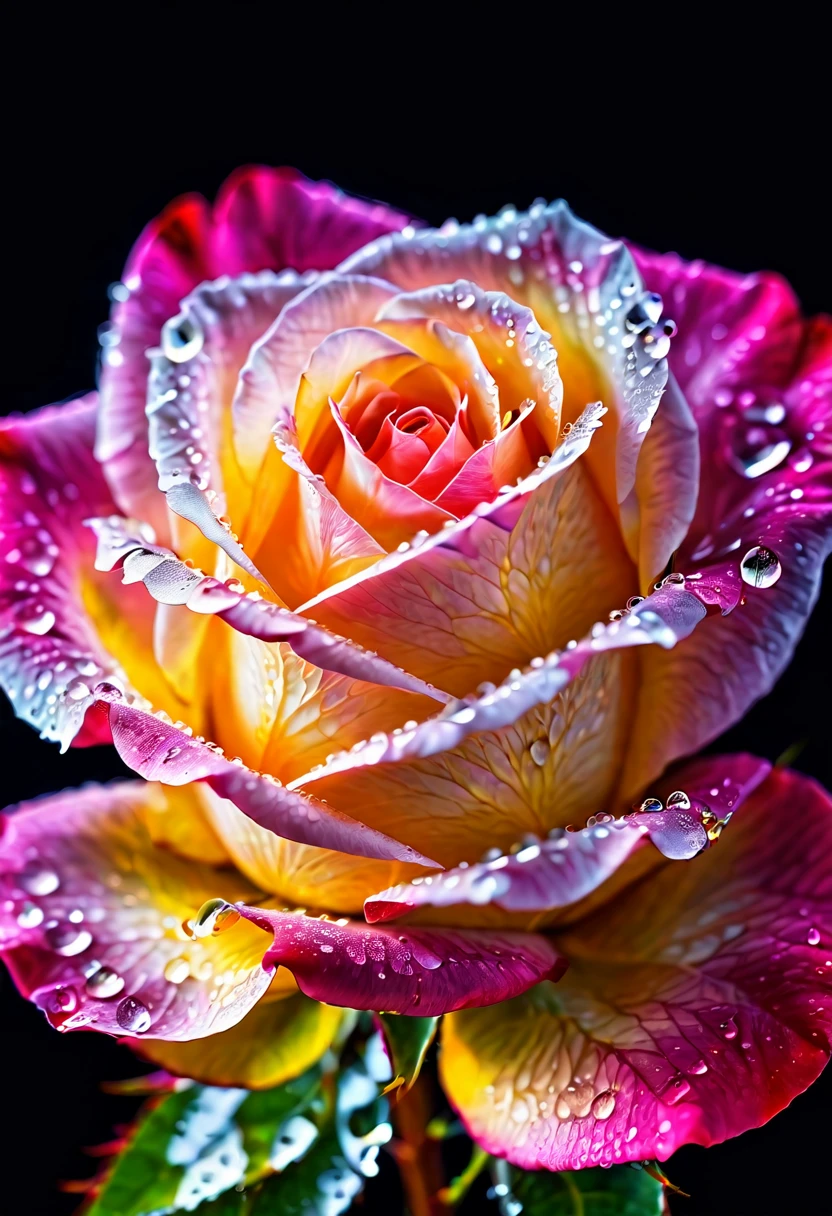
[618,269,832,797]
[235,905,566,1015]
[365,755,770,921]
[342,202,692,584]
[0,396,190,748]
[0,782,273,1041]
[97,167,411,532]
[136,992,343,1089]
[95,686,439,867]
[440,764,832,1169]
[300,403,638,698]
[88,514,447,704]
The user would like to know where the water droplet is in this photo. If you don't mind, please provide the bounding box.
[19,605,56,635]
[50,986,78,1013]
[192,898,241,937]
[161,313,204,363]
[720,1017,738,1040]
[808,927,821,946]
[86,966,125,999]
[730,428,791,479]
[18,863,59,896]
[625,294,662,332]
[689,1059,709,1075]
[46,924,93,956]
[740,545,782,589]
[664,1077,691,1104]
[529,739,549,766]
[16,898,44,929]
[665,790,691,810]
[591,1091,616,1120]
[658,1119,672,1134]
[625,1126,638,1142]
[116,995,151,1033]
[164,957,191,984]
[639,797,663,814]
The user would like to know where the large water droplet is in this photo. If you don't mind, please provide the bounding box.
[192,898,241,938]
[664,1076,691,1104]
[46,924,93,956]
[19,604,57,635]
[116,995,151,1033]
[86,966,125,999]
[529,739,549,766]
[730,426,791,478]
[164,957,191,984]
[720,1017,738,1041]
[807,927,821,946]
[591,1090,616,1120]
[740,545,782,589]
[161,313,204,363]
[18,863,60,896]
[17,901,44,928]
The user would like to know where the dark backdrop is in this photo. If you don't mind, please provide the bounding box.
[1,27,829,1216]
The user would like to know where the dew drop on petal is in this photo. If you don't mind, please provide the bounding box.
[164,957,191,984]
[116,995,152,1033]
[19,863,59,896]
[46,924,93,956]
[86,966,125,999]
[740,545,782,589]
[591,1091,616,1120]
[808,927,821,946]
[192,898,241,937]
[17,901,44,928]
[161,313,204,363]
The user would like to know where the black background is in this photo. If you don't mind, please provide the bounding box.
[1,22,829,1216]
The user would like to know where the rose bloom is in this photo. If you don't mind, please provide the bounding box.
[1,167,830,1172]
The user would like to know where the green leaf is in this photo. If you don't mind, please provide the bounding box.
[376,1013,439,1092]
[87,1067,322,1216]
[509,1164,666,1216]
[250,1126,363,1216]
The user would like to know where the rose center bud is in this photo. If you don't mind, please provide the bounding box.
[341,375,458,486]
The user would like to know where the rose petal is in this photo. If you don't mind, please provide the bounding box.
[136,991,343,1089]
[0,396,189,748]
[235,905,566,1015]
[97,689,439,867]
[0,781,274,1041]
[232,273,398,482]
[365,753,772,922]
[440,763,832,1169]
[299,402,637,698]
[342,202,687,582]
[87,515,448,704]
[617,266,832,799]
[97,168,411,533]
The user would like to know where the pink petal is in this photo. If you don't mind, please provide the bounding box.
[0,782,273,1040]
[441,762,832,1169]
[235,905,566,1015]
[97,168,412,532]
[365,754,770,921]
[434,402,545,518]
[617,259,832,797]
[0,396,161,748]
[96,685,438,867]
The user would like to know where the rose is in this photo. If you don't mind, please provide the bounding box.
[1,167,830,1173]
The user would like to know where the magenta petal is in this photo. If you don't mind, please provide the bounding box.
[618,298,831,797]
[235,905,566,1015]
[98,691,437,867]
[0,783,272,1040]
[0,396,134,748]
[441,763,832,1170]
[97,167,412,531]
